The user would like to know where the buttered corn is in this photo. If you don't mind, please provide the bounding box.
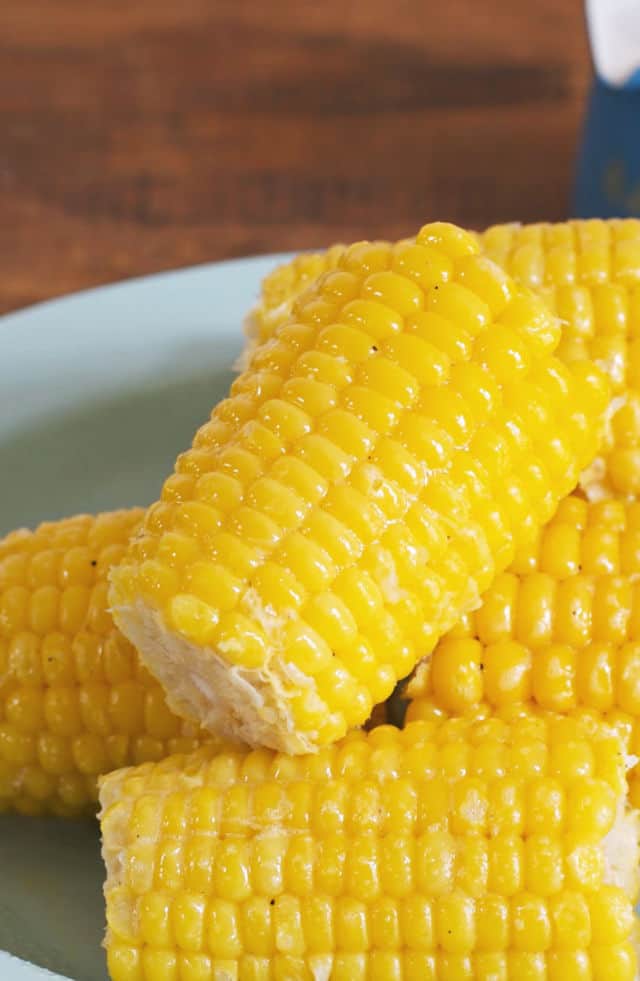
[252,220,640,498]
[481,220,640,497]
[0,511,206,816]
[100,713,639,981]
[109,222,609,754]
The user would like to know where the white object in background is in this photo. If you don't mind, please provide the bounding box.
[586,0,640,87]
[0,952,70,981]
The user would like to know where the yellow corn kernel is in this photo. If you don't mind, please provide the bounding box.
[0,510,210,817]
[244,245,347,351]
[100,714,638,979]
[111,223,608,753]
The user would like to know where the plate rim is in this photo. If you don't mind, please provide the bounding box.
[0,250,298,329]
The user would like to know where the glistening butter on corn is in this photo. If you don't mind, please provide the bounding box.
[0,510,207,816]
[250,219,640,499]
[100,713,639,981]
[109,222,609,754]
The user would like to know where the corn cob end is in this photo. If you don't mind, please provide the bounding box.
[111,600,320,754]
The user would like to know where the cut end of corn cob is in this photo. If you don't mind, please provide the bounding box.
[112,598,318,752]
[100,714,639,980]
[0,510,208,817]
[110,221,610,754]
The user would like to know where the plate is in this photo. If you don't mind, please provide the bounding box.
[0,254,290,981]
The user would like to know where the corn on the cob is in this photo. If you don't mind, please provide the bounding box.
[251,220,640,498]
[403,493,640,797]
[482,220,640,498]
[0,510,206,817]
[109,222,609,754]
[100,713,639,981]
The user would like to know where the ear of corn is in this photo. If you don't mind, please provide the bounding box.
[251,219,640,500]
[482,220,640,498]
[0,511,207,817]
[403,492,640,802]
[100,713,639,981]
[108,222,609,754]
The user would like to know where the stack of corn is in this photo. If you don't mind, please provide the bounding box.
[402,223,640,754]
[0,509,376,817]
[100,221,636,978]
[5,220,640,977]
[108,222,608,753]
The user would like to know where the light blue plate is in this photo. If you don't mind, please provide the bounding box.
[0,254,290,981]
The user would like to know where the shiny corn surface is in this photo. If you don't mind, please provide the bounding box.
[248,245,346,348]
[482,219,640,496]
[405,494,640,797]
[0,511,204,816]
[100,714,636,981]
[110,222,609,751]
[255,220,640,497]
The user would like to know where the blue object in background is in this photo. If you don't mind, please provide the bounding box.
[574,0,640,217]
[574,70,640,218]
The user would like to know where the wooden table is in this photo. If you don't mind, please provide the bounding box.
[1,0,590,313]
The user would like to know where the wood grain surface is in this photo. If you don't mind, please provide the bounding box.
[1,0,590,313]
